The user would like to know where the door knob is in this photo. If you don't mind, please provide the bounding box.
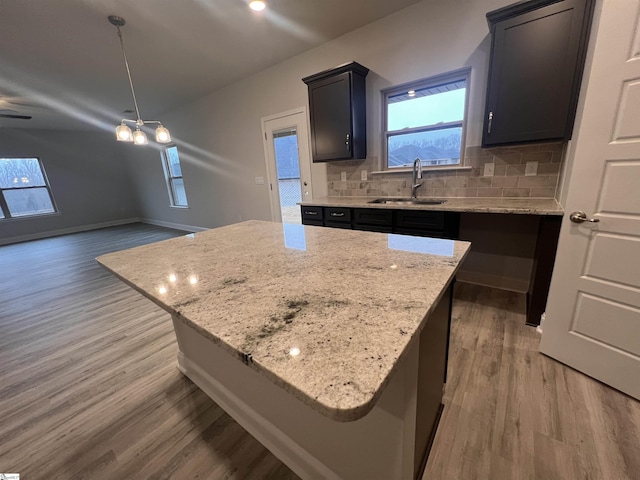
[569,211,600,224]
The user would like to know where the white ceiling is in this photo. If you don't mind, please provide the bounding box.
[0,0,422,131]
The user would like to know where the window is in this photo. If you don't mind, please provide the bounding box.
[161,146,188,207]
[383,69,470,169]
[0,158,57,219]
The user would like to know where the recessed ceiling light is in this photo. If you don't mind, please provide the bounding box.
[249,1,266,11]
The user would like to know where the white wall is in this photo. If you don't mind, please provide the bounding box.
[126,0,513,229]
[457,214,539,292]
[0,129,139,244]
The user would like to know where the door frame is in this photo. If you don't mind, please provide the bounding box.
[261,107,314,223]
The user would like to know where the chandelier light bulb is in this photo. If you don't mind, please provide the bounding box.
[249,1,266,11]
[116,123,133,141]
[155,125,171,143]
[132,128,148,145]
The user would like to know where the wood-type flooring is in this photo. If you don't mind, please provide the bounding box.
[1,223,638,479]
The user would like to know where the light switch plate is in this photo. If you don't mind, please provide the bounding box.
[360,170,367,181]
[255,176,265,185]
[484,163,495,177]
[525,161,538,176]
[341,171,347,182]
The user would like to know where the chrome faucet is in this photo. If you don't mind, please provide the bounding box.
[412,158,423,199]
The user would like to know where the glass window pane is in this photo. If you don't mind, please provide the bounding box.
[0,158,47,188]
[387,126,462,168]
[387,83,466,131]
[165,147,182,177]
[5,187,55,216]
[171,178,188,206]
[273,133,301,180]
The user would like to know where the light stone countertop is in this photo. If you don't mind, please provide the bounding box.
[300,196,564,215]
[96,220,470,421]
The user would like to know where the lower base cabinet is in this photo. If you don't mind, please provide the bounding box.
[353,208,394,233]
[302,206,458,239]
[324,207,352,229]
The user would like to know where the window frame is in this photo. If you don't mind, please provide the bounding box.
[160,145,189,208]
[0,157,58,220]
[381,67,472,171]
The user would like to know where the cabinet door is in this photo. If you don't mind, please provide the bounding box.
[353,209,393,233]
[483,0,591,146]
[395,210,460,239]
[308,72,352,161]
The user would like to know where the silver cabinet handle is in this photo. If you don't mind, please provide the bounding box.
[331,212,345,217]
[304,211,318,216]
[487,111,493,134]
[569,211,599,223]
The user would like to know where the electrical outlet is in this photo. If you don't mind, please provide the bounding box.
[361,170,368,181]
[254,176,264,185]
[341,171,347,182]
[484,163,495,177]
[525,161,538,176]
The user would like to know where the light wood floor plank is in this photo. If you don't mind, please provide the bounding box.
[1,224,638,479]
[424,282,640,480]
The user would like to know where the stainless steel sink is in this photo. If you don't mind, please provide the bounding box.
[368,198,447,206]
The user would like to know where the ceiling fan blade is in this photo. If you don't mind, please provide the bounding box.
[0,97,49,110]
[0,113,32,120]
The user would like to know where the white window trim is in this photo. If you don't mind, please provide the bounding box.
[161,146,189,208]
[0,157,58,220]
[380,67,472,172]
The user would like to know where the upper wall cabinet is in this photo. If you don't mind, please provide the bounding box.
[482,0,595,147]
[302,62,369,162]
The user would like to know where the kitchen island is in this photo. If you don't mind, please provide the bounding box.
[97,220,470,479]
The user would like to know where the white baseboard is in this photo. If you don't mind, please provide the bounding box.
[139,218,208,233]
[0,217,140,246]
[177,352,340,480]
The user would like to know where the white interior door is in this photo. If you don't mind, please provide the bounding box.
[261,108,313,223]
[540,0,640,400]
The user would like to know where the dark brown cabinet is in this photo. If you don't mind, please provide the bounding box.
[324,207,352,229]
[301,206,323,226]
[300,205,457,239]
[482,0,594,147]
[353,208,393,233]
[302,62,368,162]
[395,210,460,239]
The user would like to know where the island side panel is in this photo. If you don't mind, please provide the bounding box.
[414,283,452,478]
[171,314,427,479]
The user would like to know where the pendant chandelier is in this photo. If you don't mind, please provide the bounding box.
[108,15,171,145]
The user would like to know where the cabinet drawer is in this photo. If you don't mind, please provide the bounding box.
[353,208,393,233]
[301,206,323,222]
[325,207,351,223]
[395,210,445,231]
[395,211,460,239]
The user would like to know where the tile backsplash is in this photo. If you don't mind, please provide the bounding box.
[326,142,565,199]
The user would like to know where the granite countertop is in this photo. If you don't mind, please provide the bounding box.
[300,196,564,215]
[96,220,470,422]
